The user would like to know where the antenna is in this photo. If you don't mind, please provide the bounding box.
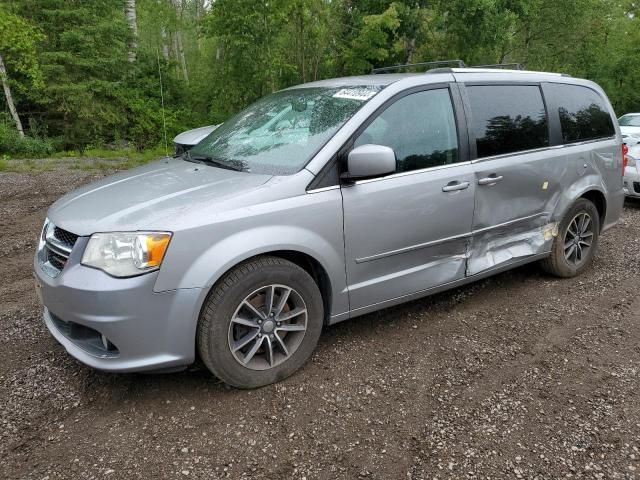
[156,47,169,158]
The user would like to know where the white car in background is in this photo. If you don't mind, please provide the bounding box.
[623,141,640,199]
[173,125,220,155]
[619,113,640,141]
[619,114,640,198]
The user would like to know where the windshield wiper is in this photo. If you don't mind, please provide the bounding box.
[184,151,247,172]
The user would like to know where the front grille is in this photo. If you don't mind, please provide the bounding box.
[38,222,80,277]
[53,227,78,250]
[634,182,640,194]
[47,248,68,270]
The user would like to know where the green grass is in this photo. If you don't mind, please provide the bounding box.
[0,145,170,173]
[51,144,169,161]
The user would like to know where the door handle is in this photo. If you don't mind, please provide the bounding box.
[478,175,504,186]
[442,181,470,192]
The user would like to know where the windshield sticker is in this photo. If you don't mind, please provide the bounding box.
[333,88,377,101]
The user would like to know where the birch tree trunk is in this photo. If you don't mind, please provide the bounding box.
[125,0,138,62]
[161,28,170,61]
[0,53,24,138]
[175,31,189,83]
[171,0,189,83]
[172,33,180,76]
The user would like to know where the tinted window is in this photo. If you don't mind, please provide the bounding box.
[354,89,458,172]
[547,84,615,143]
[468,85,549,158]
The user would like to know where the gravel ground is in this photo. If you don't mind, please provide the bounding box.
[1,166,639,479]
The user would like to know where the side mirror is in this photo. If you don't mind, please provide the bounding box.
[346,144,396,180]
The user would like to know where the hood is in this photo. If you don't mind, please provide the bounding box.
[48,157,272,236]
[173,125,219,146]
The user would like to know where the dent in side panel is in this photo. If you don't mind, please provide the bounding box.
[466,218,558,276]
[348,240,468,308]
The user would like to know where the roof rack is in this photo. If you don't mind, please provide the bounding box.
[471,63,525,70]
[371,60,529,75]
[371,60,466,74]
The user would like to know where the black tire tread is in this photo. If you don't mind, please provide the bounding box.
[540,198,600,278]
[196,255,322,388]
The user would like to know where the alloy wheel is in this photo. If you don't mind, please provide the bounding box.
[564,212,593,266]
[227,284,308,370]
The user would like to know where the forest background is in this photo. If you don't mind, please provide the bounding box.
[0,0,638,159]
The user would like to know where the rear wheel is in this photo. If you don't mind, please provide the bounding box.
[541,198,600,278]
[197,256,324,389]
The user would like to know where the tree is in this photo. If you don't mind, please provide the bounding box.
[203,0,291,117]
[171,0,189,82]
[2,0,640,155]
[125,0,138,62]
[0,53,23,136]
[15,0,129,152]
[0,7,43,137]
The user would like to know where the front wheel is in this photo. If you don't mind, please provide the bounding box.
[197,256,324,389]
[540,198,600,278]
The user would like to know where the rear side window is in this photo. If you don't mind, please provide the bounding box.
[467,85,549,158]
[546,84,615,143]
[354,88,459,172]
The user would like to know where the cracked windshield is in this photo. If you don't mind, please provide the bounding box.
[189,86,383,175]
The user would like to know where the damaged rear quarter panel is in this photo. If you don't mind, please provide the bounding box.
[467,219,558,276]
[467,140,618,276]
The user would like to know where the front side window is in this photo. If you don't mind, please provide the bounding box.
[354,88,459,172]
[191,86,383,175]
[546,84,615,143]
[467,85,549,158]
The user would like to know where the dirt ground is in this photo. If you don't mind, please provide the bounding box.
[1,166,639,480]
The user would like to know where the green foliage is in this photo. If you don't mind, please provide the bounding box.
[116,57,191,150]
[52,144,167,161]
[203,0,293,118]
[345,3,402,73]
[0,121,53,157]
[22,0,131,153]
[0,6,44,91]
[0,0,640,160]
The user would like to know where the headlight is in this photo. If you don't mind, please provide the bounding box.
[82,232,172,277]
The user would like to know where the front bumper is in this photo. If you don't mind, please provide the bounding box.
[623,165,640,198]
[34,241,205,372]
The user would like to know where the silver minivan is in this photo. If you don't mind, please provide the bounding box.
[35,67,625,388]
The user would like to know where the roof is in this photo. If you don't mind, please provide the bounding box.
[288,68,571,91]
[448,67,564,77]
[286,74,420,89]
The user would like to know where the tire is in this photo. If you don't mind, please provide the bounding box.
[540,198,600,278]
[197,256,324,389]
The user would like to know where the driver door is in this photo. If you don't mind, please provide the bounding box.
[341,85,476,311]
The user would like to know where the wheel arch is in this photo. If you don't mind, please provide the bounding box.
[579,189,606,232]
[266,251,333,325]
[554,179,608,234]
[197,250,335,327]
